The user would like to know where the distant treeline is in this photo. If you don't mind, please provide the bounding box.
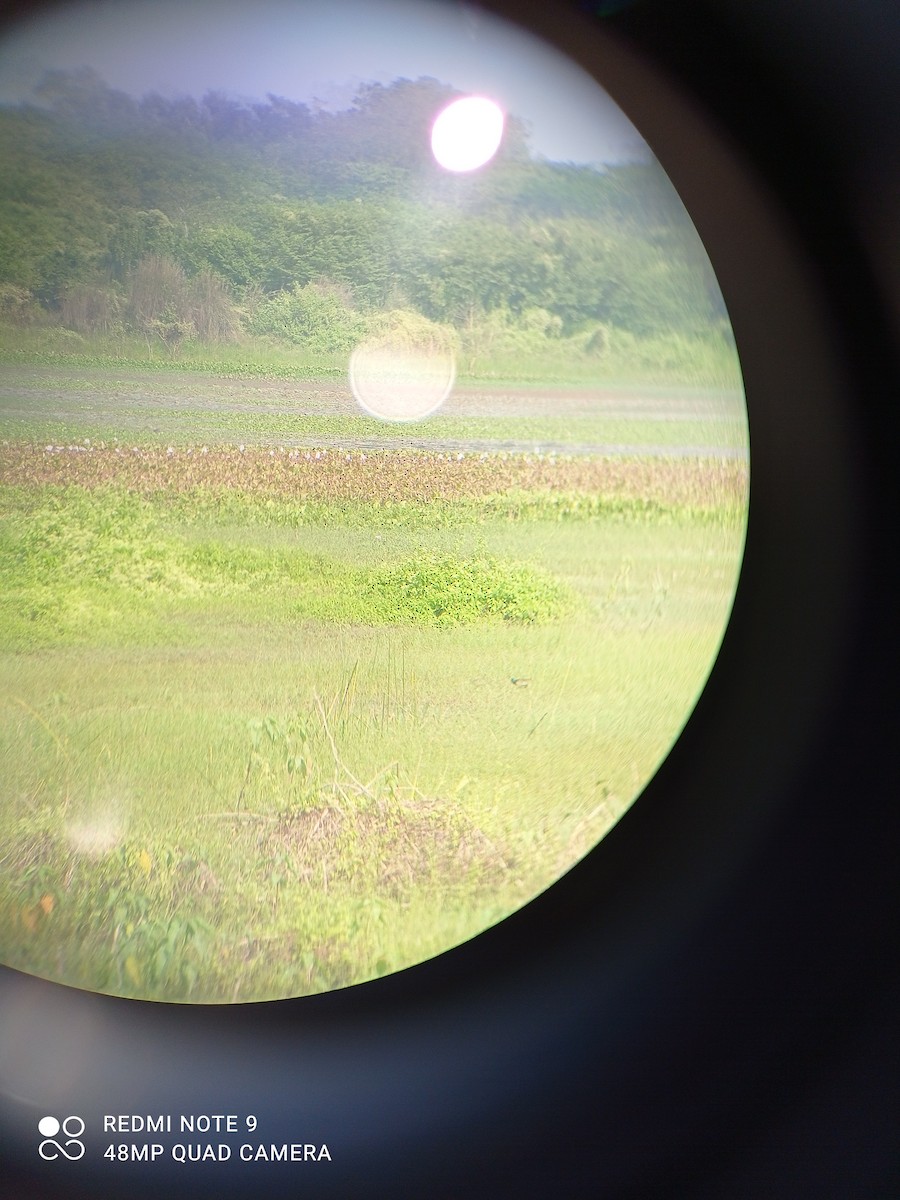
[0,70,733,364]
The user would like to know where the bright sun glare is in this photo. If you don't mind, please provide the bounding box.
[430,95,505,172]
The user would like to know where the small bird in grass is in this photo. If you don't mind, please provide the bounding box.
[510,676,530,687]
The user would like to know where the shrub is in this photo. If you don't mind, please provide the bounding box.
[60,280,122,336]
[247,282,367,352]
[363,308,459,356]
[9,489,192,593]
[582,323,610,357]
[366,551,572,626]
[187,269,242,343]
[0,283,39,325]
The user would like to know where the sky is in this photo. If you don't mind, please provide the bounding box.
[0,0,649,165]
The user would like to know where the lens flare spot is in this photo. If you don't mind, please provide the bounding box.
[431,96,505,172]
[350,341,456,422]
[64,802,126,857]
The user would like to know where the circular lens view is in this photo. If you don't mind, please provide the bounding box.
[0,0,749,1002]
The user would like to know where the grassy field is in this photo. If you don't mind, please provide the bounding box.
[0,363,748,1002]
[0,322,743,390]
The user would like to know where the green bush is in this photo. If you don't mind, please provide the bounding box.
[247,282,367,352]
[363,308,459,355]
[8,489,185,592]
[366,551,572,626]
[0,283,40,325]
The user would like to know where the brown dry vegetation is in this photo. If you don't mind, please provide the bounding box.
[0,442,747,512]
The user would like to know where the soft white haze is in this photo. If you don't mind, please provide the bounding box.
[0,0,648,165]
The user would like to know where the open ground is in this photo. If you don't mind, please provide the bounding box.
[0,365,748,1001]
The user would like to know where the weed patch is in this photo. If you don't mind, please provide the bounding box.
[0,486,574,647]
[367,551,572,626]
[0,711,516,1000]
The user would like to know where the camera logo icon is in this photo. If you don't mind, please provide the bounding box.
[38,1115,85,1160]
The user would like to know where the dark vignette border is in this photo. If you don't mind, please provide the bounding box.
[0,1,897,1196]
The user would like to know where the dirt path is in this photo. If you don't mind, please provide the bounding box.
[0,364,748,459]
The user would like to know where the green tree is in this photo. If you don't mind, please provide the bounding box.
[185,224,263,289]
[33,66,137,132]
[106,210,178,279]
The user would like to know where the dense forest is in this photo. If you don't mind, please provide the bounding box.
[0,69,736,377]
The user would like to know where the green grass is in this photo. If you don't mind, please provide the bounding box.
[0,322,742,389]
[0,487,575,646]
[0,367,747,1002]
[0,411,746,454]
[0,328,349,381]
